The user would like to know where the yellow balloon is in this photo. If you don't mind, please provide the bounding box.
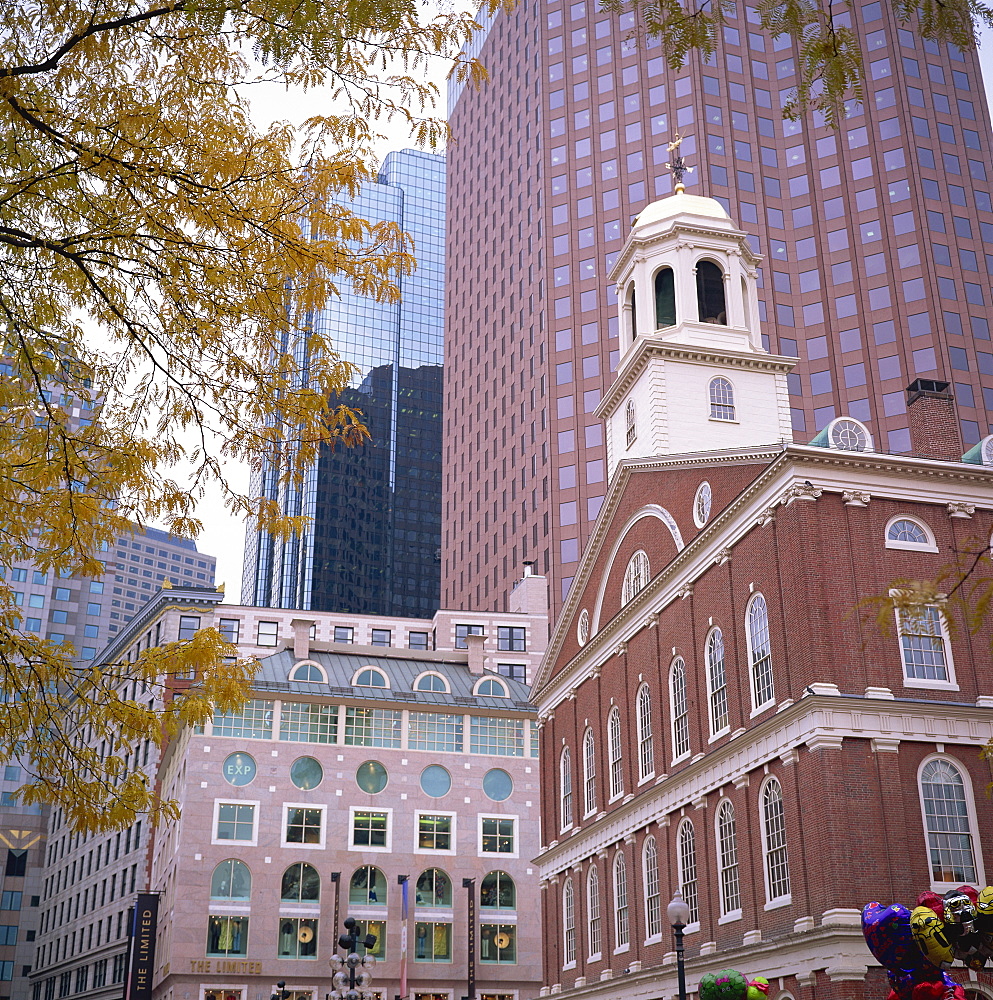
[911,906,954,969]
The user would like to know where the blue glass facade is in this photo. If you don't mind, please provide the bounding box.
[243,149,445,616]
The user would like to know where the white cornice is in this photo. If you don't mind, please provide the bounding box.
[534,695,993,877]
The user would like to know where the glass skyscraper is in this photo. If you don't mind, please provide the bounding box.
[243,149,445,616]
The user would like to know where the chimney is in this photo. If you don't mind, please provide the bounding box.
[905,380,962,462]
[290,618,316,659]
[465,632,487,675]
[509,564,550,615]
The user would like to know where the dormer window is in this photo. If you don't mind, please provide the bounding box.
[474,677,509,698]
[353,666,389,688]
[655,267,675,328]
[709,377,735,421]
[414,672,450,693]
[625,399,637,447]
[829,417,871,452]
[290,661,327,683]
[696,260,727,324]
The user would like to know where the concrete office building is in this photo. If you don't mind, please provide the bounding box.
[443,0,993,616]
[244,149,446,618]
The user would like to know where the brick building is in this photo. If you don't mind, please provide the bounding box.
[531,191,993,1000]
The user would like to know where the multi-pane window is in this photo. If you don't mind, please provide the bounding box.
[334,626,354,643]
[415,673,449,692]
[678,820,699,923]
[414,922,452,961]
[762,779,791,901]
[670,657,690,759]
[455,624,484,649]
[587,865,601,959]
[416,868,452,907]
[480,870,515,908]
[707,628,730,734]
[497,626,526,651]
[607,707,623,798]
[370,629,391,647]
[215,804,255,842]
[625,398,637,446]
[281,863,320,902]
[285,807,323,845]
[349,866,386,905]
[583,729,597,815]
[716,800,741,915]
[410,713,464,752]
[481,818,515,854]
[178,615,200,641]
[747,594,775,708]
[643,836,662,938]
[886,518,931,546]
[497,662,527,682]
[418,814,453,851]
[345,707,402,747]
[353,811,389,848]
[257,621,278,646]
[210,859,251,899]
[637,684,654,780]
[563,879,576,966]
[898,605,951,682]
[278,918,318,958]
[206,915,248,956]
[622,550,650,604]
[280,702,337,744]
[470,717,525,756]
[480,924,516,963]
[614,852,629,947]
[211,699,274,740]
[218,618,240,643]
[920,759,978,882]
[408,631,430,650]
[709,376,736,420]
[560,747,573,829]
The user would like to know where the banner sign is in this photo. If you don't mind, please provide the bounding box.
[400,876,409,999]
[124,893,159,1000]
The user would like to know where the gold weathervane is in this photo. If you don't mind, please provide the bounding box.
[664,133,694,194]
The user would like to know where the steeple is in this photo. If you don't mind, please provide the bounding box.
[594,188,796,477]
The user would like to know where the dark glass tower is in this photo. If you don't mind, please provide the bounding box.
[244,149,445,616]
[442,3,993,617]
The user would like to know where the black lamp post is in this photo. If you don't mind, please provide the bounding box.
[271,982,289,1000]
[667,889,691,1000]
[328,916,377,1000]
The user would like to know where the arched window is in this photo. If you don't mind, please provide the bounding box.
[353,666,388,688]
[885,516,936,551]
[761,778,791,902]
[416,868,452,907]
[706,628,729,736]
[290,661,326,683]
[746,593,775,710]
[480,871,516,909]
[919,758,979,883]
[636,684,654,782]
[643,836,662,938]
[613,851,630,947]
[670,657,690,760]
[414,672,449,693]
[607,707,623,799]
[628,284,637,341]
[475,677,509,697]
[622,550,650,604]
[210,859,251,900]
[696,260,727,324]
[281,862,320,902]
[349,865,386,905]
[716,800,740,916]
[709,376,736,421]
[560,746,573,830]
[587,865,602,959]
[625,398,637,447]
[563,878,577,966]
[655,266,676,327]
[677,819,699,924]
[583,728,597,816]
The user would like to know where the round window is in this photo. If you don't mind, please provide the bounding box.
[483,768,513,801]
[420,765,452,798]
[693,481,712,527]
[222,752,256,786]
[356,760,389,794]
[577,609,590,645]
[290,756,324,790]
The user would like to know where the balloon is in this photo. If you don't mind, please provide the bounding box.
[917,892,945,922]
[699,970,748,1000]
[863,902,928,973]
[910,907,954,970]
[746,977,770,1000]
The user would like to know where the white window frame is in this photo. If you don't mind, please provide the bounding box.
[562,878,576,970]
[577,609,591,645]
[414,810,457,856]
[693,481,712,527]
[670,657,690,763]
[706,627,730,739]
[745,592,775,714]
[349,806,393,853]
[613,850,630,953]
[885,515,938,552]
[582,728,597,817]
[916,754,985,890]
[759,777,791,908]
[607,707,624,801]
[636,684,655,783]
[676,819,700,930]
[621,550,650,605]
[282,802,327,850]
[586,865,602,961]
[625,398,637,448]
[895,601,957,690]
[473,676,509,698]
[211,799,259,848]
[715,799,741,922]
[709,376,736,422]
[642,835,662,944]
[478,814,519,860]
[289,659,328,683]
[560,746,573,833]
[351,665,391,688]
[414,671,451,694]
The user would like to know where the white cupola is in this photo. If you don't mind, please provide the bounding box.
[595,187,796,477]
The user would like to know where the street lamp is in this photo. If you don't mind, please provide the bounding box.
[328,916,377,1000]
[667,889,691,1000]
[271,982,289,1000]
